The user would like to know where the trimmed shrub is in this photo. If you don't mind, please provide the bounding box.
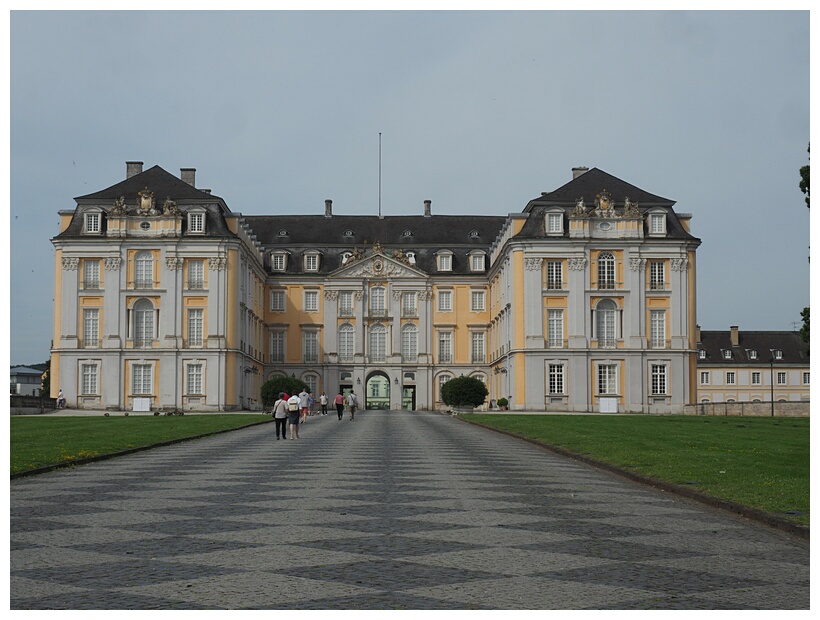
[441,376,488,409]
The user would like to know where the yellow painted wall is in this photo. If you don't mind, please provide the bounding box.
[51,249,63,397]
[226,249,239,349]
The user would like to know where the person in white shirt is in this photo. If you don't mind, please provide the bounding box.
[272,392,289,440]
[319,392,328,415]
[287,394,301,439]
[347,390,358,420]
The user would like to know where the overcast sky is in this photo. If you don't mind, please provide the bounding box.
[6,9,811,365]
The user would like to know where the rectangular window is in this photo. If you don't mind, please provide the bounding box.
[598,364,617,395]
[84,259,100,289]
[438,290,452,312]
[188,260,204,289]
[81,363,98,395]
[700,371,710,385]
[726,371,736,385]
[471,332,485,364]
[471,254,485,271]
[471,290,485,312]
[650,310,666,349]
[370,287,386,316]
[546,261,563,290]
[270,331,285,363]
[338,327,354,362]
[649,261,665,290]
[752,371,762,385]
[305,254,319,271]
[189,213,205,233]
[547,309,564,348]
[803,372,810,385]
[339,291,354,316]
[83,309,99,348]
[84,212,100,234]
[369,327,386,362]
[438,332,453,363]
[304,290,319,312]
[272,254,286,271]
[402,327,418,363]
[438,254,452,271]
[547,212,563,234]
[188,309,203,347]
[132,364,152,394]
[186,363,203,394]
[650,213,665,234]
[651,364,667,395]
[402,292,417,317]
[548,363,564,394]
[303,331,319,364]
[271,290,286,312]
[777,371,787,385]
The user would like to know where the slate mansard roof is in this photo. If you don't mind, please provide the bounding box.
[697,330,808,366]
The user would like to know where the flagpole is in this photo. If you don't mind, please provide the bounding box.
[378,132,382,218]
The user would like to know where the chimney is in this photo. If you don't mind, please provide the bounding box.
[696,324,701,343]
[126,161,143,179]
[180,168,196,187]
[424,200,432,217]
[325,199,332,218]
[730,325,739,347]
[572,166,589,179]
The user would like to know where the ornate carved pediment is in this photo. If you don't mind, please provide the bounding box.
[335,250,425,279]
[593,190,616,218]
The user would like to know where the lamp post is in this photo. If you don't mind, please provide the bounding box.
[769,349,782,417]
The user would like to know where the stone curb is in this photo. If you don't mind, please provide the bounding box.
[10,418,273,480]
[457,416,809,541]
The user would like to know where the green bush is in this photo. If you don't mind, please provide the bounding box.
[497,397,509,408]
[261,376,308,407]
[441,376,488,408]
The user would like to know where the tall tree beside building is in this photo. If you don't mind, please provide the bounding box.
[800,143,809,208]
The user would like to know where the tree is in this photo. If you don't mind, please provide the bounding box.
[800,143,809,208]
[440,375,488,409]
[40,359,51,396]
[261,376,308,407]
[800,307,809,355]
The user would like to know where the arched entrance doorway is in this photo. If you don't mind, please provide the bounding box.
[365,372,390,410]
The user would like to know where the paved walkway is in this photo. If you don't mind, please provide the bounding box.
[10,411,809,609]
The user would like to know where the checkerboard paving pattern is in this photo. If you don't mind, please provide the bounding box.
[11,411,809,609]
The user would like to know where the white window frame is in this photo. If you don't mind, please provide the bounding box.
[84,259,101,289]
[80,362,99,395]
[271,252,287,272]
[470,253,486,272]
[339,291,354,317]
[134,251,154,289]
[437,251,453,272]
[338,323,355,362]
[726,371,736,385]
[649,261,665,291]
[548,363,565,395]
[597,364,618,395]
[438,290,453,312]
[438,331,453,364]
[752,371,762,385]
[548,309,564,348]
[700,371,710,385]
[402,292,418,317]
[648,211,666,235]
[471,290,486,312]
[402,323,418,363]
[270,331,285,363]
[83,210,102,235]
[597,251,615,290]
[186,363,204,395]
[132,299,155,347]
[777,371,787,385]
[595,299,617,348]
[188,211,206,234]
[546,261,563,290]
[83,308,99,348]
[304,253,320,272]
[270,290,286,312]
[369,323,387,362]
[370,286,386,316]
[132,363,153,395]
[188,259,205,290]
[187,308,204,347]
[802,371,810,385]
[546,211,563,235]
[304,290,319,313]
[471,331,485,364]
[650,310,666,349]
[303,330,319,364]
[651,364,668,395]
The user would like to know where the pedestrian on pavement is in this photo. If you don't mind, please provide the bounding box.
[335,391,345,419]
[272,392,289,440]
[299,388,310,424]
[320,391,329,416]
[347,390,358,420]
[287,393,301,439]
[308,393,315,416]
[57,388,65,409]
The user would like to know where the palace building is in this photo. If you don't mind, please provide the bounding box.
[51,162,700,413]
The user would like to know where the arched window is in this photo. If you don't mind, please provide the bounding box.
[401,324,418,362]
[135,251,154,289]
[133,299,155,347]
[597,251,615,290]
[338,323,355,362]
[596,299,617,348]
[369,324,386,362]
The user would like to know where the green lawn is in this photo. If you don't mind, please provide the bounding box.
[462,414,809,525]
[10,415,270,475]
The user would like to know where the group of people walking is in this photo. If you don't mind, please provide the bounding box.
[271,388,359,440]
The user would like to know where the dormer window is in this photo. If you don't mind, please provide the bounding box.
[402,230,413,238]
[469,230,480,239]
[648,211,666,236]
[271,251,288,272]
[437,250,453,272]
[747,349,758,360]
[469,252,486,272]
[341,251,353,265]
[83,209,102,235]
[698,349,707,359]
[278,229,288,237]
[304,251,320,272]
[546,210,563,235]
[187,209,206,234]
[344,229,354,237]
[722,349,732,360]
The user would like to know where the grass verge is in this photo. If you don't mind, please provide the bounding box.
[461,414,809,526]
[10,415,270,475]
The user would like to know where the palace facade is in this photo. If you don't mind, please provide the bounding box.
[51,162,701,413]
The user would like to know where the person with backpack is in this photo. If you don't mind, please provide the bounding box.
[287,393,301,439]
[272,392,289,440]
[347,390,358,420]
[298,388,310,424]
